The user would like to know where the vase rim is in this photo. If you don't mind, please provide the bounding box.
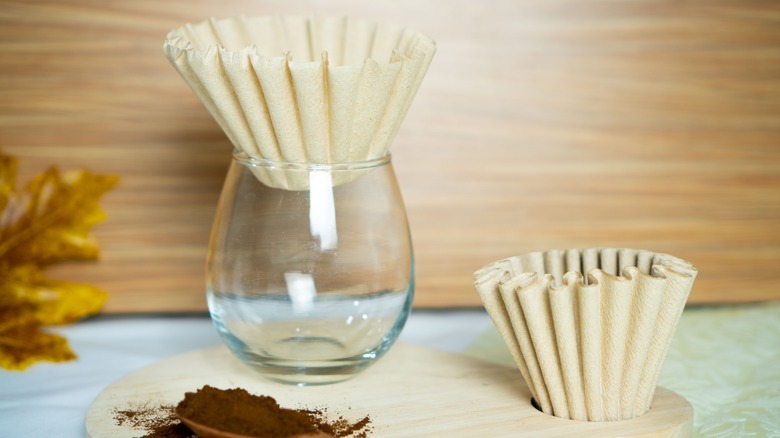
[233,150,392,170]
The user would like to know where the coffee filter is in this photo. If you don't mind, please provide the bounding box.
[473,248,697,422]
[163,15,436,190]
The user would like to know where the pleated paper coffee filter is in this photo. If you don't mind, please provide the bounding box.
[473,248,697,422]
[163,15,436,189]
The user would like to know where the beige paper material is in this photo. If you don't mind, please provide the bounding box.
[163,15,436,190]
[474,248,697,422]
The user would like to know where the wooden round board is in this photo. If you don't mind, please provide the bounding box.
[86,343,692,437]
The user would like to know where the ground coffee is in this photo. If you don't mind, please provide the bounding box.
[114,404,193,438]
[113,385,372,438]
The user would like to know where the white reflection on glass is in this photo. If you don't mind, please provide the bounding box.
[309,170,337,250]
[284,272,316,315]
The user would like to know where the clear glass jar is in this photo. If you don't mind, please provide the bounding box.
[206,151,414,385]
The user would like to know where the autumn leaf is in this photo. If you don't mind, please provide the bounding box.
[0,150,118,371]
[0,312,76,371]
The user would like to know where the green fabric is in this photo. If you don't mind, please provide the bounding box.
[464,302,780,437]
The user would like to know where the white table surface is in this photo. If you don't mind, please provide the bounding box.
[0,309,494,438]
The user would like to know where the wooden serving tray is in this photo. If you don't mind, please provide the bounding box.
[86,343,692,437]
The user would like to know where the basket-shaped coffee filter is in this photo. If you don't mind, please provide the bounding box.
[164,15,436,189]
[473,248,697,422]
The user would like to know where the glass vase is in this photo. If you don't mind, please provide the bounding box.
[206,151,414,385]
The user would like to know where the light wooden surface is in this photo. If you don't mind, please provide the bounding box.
[86,343,693,437]
[1,0,779,312]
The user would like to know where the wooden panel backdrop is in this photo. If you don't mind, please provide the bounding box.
[1,0,778,312]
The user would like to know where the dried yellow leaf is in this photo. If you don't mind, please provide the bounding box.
[4,263,108,325]
[0,311,76,371]
[0,150,118,370]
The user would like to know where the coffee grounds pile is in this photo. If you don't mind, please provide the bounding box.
[113,385,372,438]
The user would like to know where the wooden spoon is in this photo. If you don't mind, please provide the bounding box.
[176,410,333,438]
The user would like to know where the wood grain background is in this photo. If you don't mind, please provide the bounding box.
[1,0,778,312]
